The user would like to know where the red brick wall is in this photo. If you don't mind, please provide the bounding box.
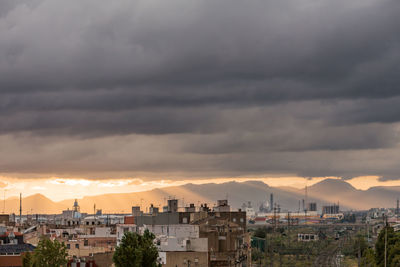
[0,255,22,267]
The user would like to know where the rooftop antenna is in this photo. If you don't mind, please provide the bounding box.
[19,193,22,225]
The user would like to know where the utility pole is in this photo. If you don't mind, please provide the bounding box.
[385,227,387,267]
[384,214,387,267]
[270,234,274,267]
[265,233,268,267]
[19,193,22,226]
[358,237,361,267]
[287,211,291,247]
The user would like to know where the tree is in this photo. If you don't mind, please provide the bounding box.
[361,248,375,267]
[22,252,37,267]
[253,227,267,239]
[388,242,400,267]
[375,226,400,267]
[113,229,160,267]
[32,238,68,267]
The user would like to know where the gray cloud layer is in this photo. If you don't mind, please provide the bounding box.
[0,0,400,180]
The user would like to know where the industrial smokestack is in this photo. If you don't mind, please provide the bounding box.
[270,193,274,212]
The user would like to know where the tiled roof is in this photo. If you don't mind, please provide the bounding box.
[0,244,35,254]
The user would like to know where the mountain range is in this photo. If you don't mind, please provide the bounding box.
[2,179,400,214]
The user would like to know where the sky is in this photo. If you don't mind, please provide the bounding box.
[1,0,400,200]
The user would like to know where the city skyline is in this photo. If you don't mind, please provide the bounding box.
[2,1,400,266]
[1,0,400,199]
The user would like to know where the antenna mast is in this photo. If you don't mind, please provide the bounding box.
[19,193,22,225]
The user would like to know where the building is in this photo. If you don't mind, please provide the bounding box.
[0,244,35,267]
[1,231,24,245]
[116,224,137,246]
[298,233,319,242]
[213,200,230,212]
[193,216,249,267]
[308,202,317,212]
[322,204,340,215]
[167,199,178,213]
[185,204,196,213]
[150,204,159,215]
[0,227,35,267]
[122,199,250,266]
[132,206,142,217]
[56,226,117,257]
[0,215,10,226]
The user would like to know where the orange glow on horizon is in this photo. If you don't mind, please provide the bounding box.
[0,175,398,202]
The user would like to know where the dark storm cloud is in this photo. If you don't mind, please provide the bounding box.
[1,0,400,180]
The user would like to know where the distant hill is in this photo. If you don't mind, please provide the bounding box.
[2,179,400,214]
[1,193,68,214]
[290,179,400,210]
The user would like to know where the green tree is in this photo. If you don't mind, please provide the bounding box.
[32,238,68,267]
[361,248,375,267]
[253,227,266,239]
[388,242,400,267]
[113,229,160,267]
[375,226,400,267]
[22,252,37,267]
[352,234,368,259]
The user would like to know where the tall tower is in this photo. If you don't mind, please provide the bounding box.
[73,199,80,212]
[270,193,274,212]
[19,193,22,225]
[397,198,399,215]
[305,185,308,212]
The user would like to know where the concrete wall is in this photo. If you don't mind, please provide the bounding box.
[116,224,137,245]
[162,251,209,267]
[135,213,180,226]
[141,225,199,238]
[159,237,208,252]
[93,252,114,267]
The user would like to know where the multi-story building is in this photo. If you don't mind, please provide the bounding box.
[0,228,35,267]
[121,199,250,267]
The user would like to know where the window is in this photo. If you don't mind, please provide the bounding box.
[66,244,70,249]
[75,244,79,249]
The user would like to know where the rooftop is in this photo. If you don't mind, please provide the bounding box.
[0,244,35,254]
